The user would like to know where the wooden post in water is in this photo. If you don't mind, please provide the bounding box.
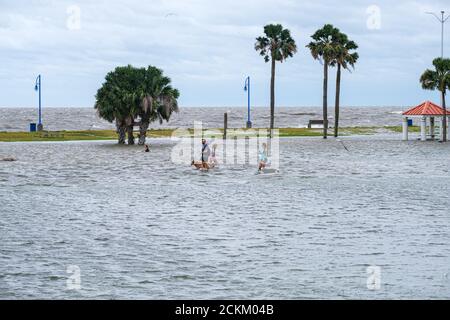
[223,112,228,140]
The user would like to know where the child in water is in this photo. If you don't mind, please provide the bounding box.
[208,144,218,168]
[258,143,268,172]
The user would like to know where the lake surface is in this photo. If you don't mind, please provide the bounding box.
[0,106,406,131]
[1,136,449,299]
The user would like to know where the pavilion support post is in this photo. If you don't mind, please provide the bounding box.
[445,117,449,141]
[420,116,427,141]
[402,117,409,141]
[437,117,446,141]
[430,117,435,140]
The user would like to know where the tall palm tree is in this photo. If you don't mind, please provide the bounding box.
[420,58,450,142]
[255,24,297,136]
[307,24,341,139]
[136,66,180,145]
[332,32,359,137]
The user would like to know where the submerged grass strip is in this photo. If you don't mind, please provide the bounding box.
[0,130,174,142]
[0,126,413,142]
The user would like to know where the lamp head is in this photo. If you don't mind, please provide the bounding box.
[35,84,38,91]
[244,85,247,92]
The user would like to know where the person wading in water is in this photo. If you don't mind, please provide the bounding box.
[201,139,211,169]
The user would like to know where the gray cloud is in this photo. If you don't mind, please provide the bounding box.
[0,0,448,107]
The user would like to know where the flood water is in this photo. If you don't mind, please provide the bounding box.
[1,136,450,299]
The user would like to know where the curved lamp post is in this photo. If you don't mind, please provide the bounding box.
[426,11,449,58]
[244,76,252,128]
[426,11,450,141]
[34,75,43,131]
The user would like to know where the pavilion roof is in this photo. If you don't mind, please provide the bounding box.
[403,101,449,116]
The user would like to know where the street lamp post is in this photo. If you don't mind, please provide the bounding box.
[34,75,43,131]
[426,10,450,58]
[427,11,450,142]
[244,76,252,128]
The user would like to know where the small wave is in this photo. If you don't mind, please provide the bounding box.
[388,111,403,115]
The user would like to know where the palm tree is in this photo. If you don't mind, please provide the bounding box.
[332,32,359,137]
[307,24,341,139]
[420,58,450,142]
[119,66,146,145]
[95,65,140,144]
[95,65,179,144]
[255,24,297,136]
[136,66,180,145]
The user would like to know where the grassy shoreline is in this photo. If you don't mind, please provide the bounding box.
[0,126,419,142]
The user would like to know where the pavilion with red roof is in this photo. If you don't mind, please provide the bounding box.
[402,101,449,141]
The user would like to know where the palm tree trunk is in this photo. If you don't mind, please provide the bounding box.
[116,121,126,144]
[323,61,328,139]
[270,57,276,138]
[334,63,342,138]
[138,120,149,145]
[127,125,135,145]
[442,91,447,142]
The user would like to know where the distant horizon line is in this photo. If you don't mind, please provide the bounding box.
[0,105,410,109]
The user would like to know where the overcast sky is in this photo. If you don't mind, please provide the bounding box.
[0,0,449,108]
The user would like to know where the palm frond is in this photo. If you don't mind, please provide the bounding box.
[255,24,297,63]
[420,69,439,90]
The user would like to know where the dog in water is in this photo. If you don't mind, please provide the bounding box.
[191,160,215,171]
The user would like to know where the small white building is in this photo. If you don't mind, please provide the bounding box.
[402,101,449,141]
